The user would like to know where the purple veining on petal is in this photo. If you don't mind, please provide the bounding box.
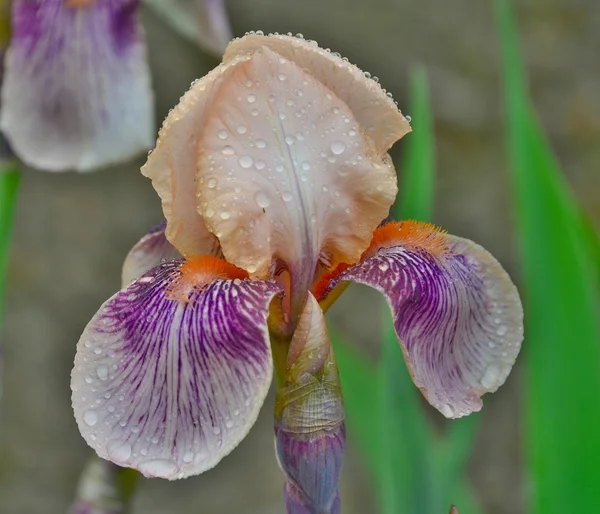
[121,221,183,285]
[1,0,154,171]
[326,235,523,418]
[72,261,282,479]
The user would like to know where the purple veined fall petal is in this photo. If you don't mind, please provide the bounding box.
[143,0,233,58]
[121,221,184,285]
[0,0,154,172]
[71,260,282,479]
[323,225,523,418]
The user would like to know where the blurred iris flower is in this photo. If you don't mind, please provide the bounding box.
[0,0,232,172]
[71,34,523,512]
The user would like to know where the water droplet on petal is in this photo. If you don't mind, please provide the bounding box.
[213,427,221,435]
[255,191,271,208]
[138,459,178,478]
[220,211,231,220]
[480,363,503,389]
[255,139,267,149]
[301,161,311,171]
[439,403,454,418]
[238,155,253,168]
[83,409,99,426]
[254,160,266,170]
[218,130,228,140]
[282,191,293,202]
[247,94,256,103]
[236,125,247,134]
[225,420,234,429]
[278,74,286,81]
[222,146,235,156]
[183,451,194,463]
[205,207,215,218]
[96,364,109,381]
[330,141,346,155]
[207,178,218,188]
[496,325,508,336]
[108,440,132,463]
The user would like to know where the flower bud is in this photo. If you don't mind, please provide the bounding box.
[70,456,138,514]
[274,293,345,514]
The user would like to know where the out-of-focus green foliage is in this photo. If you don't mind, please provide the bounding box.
[0,165,19,330]
[334,68,481,514]
[495,1,600,513]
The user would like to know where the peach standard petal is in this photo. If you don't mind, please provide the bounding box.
[224,33,411,153]
[197,46,398,281]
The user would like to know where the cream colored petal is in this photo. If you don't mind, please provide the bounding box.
[141,55,251,257]
[224,33,411,153]
[197,47,398,282]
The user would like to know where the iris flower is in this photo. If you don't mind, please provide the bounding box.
[71,33,523,512]
[0,0,154,172]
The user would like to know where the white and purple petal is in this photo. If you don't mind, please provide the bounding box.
[1,0,154,172]
[72,261,281,479]
[121,221,183,285]
[326,234,523,418]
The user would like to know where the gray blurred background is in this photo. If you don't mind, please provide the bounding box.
[1,0,599,513]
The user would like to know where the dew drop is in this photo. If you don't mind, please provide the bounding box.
[276,164,284,173]
[108,440,132,463]
[236,125,247,134]
[220,211,231,220]
[330,140,346,155]
[282,191,293,202]
[96,364,109,381]
[183,451,194,463]
[205,207,215,218]
[138,459,178,478]
[83,410,99,427]
[278,73,286,81]
[480,363,503,389]
[301,161,311,171]
[439,403,454,418]
[496,325,508,336]
[251,109,259,116]
[254,160,266,170]
[255,191,271,208]
[207,177,218,188]
[255,139,267,149]
[222,146,235,156]
[213,427,221,435]
[218,130,228,140]
[93,347,102,355]
[225,420,234,429]
[85,376,93,384]
[247,94,256,103]
[285,136,294,146]
[378,262,389,272]
[238,155,253,168]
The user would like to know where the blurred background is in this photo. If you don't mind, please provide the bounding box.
[1,0,599,513]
